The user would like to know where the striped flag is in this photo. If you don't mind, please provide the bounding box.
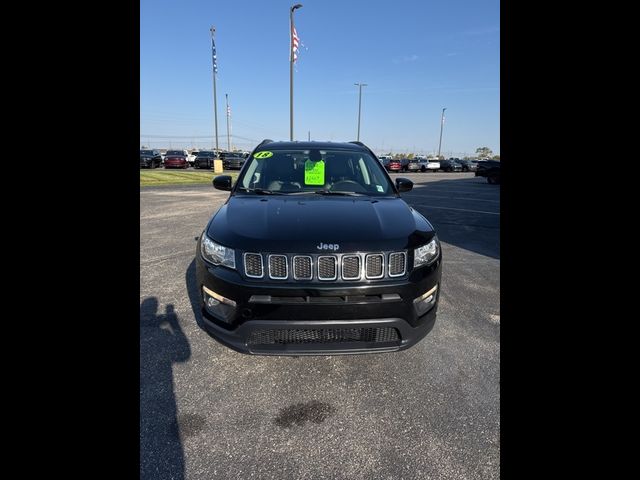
[227,105,231,116]
[291,26,299,63]
[212,37,218,74]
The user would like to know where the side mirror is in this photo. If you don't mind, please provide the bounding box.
[213,175,232,191]
[395,177,413,193]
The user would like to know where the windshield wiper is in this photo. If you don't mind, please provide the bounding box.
[313,190,367,196]
[237,187,286,195]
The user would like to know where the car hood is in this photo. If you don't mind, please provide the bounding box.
[206,195,435,253]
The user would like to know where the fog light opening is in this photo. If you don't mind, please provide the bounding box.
[414,284,438,316]
[202,285,236,307]
[202,286,237,323]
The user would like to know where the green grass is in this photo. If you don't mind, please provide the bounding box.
[140,170,238,187]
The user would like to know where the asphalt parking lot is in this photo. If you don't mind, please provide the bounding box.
[140,172,500,480]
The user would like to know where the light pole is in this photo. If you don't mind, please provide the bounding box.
[437,107,446,158]
[225,93,231,152]
[210,26,220,158]
[354,82,367,141]
[290,3,303,141]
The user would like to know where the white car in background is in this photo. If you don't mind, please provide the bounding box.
[418,159,441,172]
[187,150,198,167]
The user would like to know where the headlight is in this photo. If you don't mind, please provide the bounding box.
[200,235,236,269]
[414,236,440,268]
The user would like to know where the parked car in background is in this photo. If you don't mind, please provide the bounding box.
[458,159,478,172]
[187,150,199,167]
[164,150,189,169]
[418,159,440,172]
[438,159,463,172]
[140,149,162,169]
[475,160,500,184]
[407,159,421,172]
[194,151,217,169]
[386,159,402,172]
[223,154,246,170]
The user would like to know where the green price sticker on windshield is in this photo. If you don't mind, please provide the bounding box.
[304,159,325,185]
[254,151,273,159]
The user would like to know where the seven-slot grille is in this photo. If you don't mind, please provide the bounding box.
[243,252,407,281]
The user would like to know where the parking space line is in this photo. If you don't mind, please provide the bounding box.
[140,250,194,266]
[412,204,500,215]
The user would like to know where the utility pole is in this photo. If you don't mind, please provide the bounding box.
[290,4,303,141]
[210,26,220,157]
[308,130,310,141]
[225,93,231,152]
[437,107,446,158]
[354,82,367,141]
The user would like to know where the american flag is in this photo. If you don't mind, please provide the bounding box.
[212,37,218,74]
[227,105,231,116]
[291,26,299,63]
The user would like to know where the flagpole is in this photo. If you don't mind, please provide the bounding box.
[210,26,219,159]
[290,4,303,141]
[437,107,447,158]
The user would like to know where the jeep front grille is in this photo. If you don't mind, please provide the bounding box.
[242,251,407,282]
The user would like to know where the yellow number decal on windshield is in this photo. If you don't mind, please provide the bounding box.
[254,151,273,159]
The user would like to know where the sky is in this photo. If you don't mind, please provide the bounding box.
[140,0,499,156]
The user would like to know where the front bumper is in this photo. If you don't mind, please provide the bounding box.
[195,251,442,355]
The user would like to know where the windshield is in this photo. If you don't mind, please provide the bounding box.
[197,151,214,157]
[140,150,154,155]
[236,148,395,196]
[166,150,184,155]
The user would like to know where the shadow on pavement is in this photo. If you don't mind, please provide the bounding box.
[401,176,500,259]
[186,259,206,334]
[140,298,191,480]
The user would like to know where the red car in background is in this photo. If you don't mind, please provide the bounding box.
[387,159,402,172]
[163,150,189,169]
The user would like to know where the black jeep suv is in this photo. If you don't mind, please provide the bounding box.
[195,140,442,355]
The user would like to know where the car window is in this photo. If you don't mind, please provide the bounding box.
[238,148,394,196]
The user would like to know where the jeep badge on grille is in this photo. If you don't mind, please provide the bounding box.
[317,243,339,251]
